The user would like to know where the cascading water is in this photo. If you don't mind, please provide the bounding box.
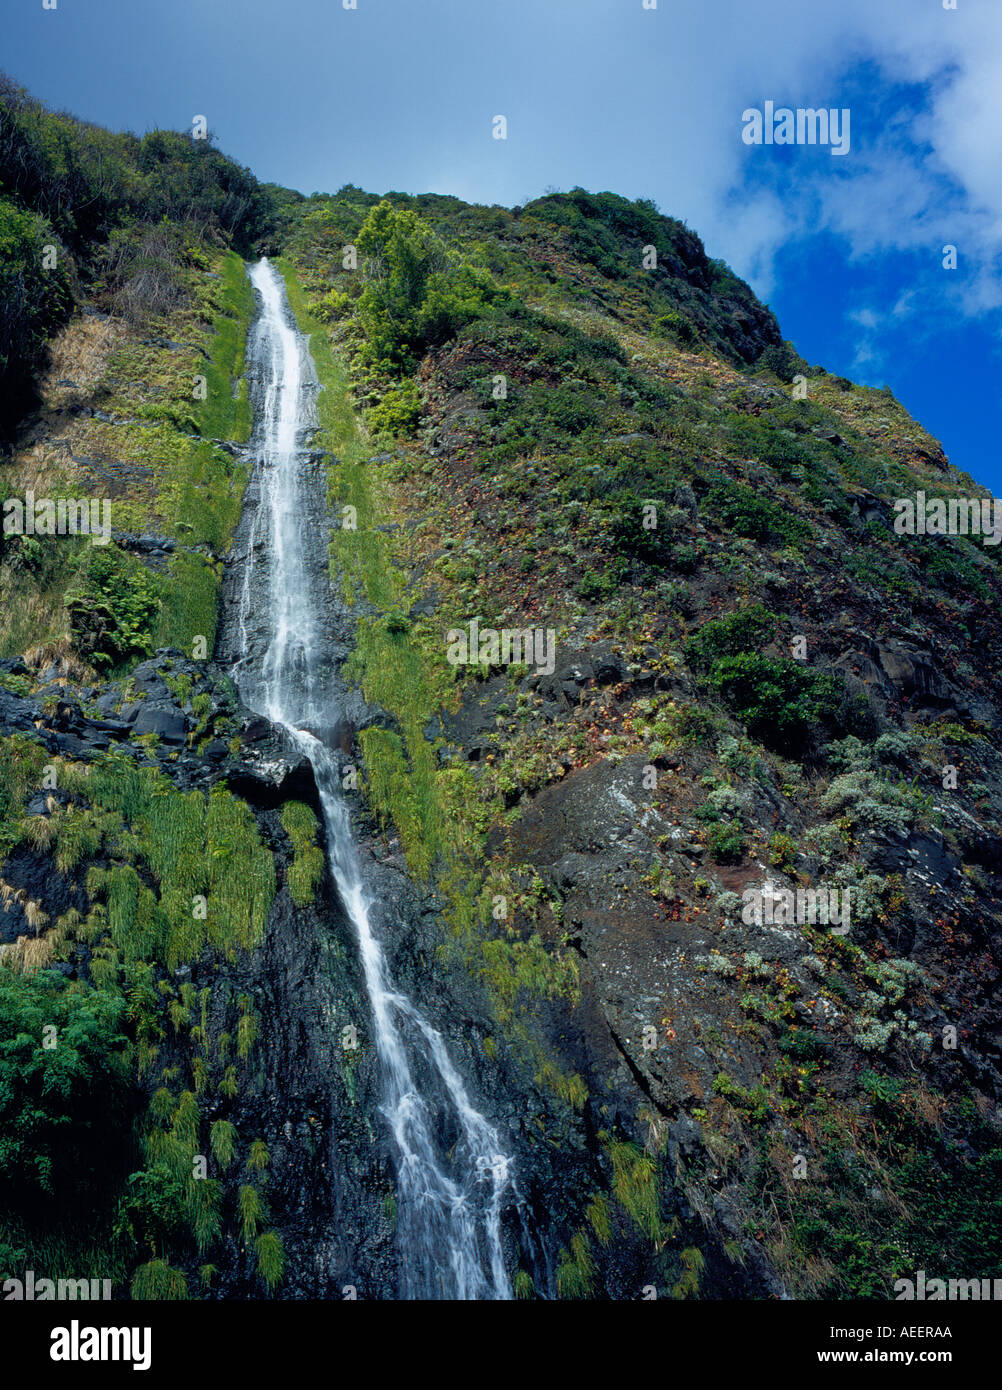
[229,258,515,1299]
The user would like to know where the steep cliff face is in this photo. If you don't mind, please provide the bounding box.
[276,187,1002,1298]
[1,91,1000,1301]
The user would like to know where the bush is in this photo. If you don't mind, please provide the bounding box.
[67,546,162,671]
[0,195,72,432]
[778,1027,826,1061]
[577,564,622,601]
[652,310,696,346]
[366,379,423,435]
[671,542,698,573]
[707,819,745,864]
[757,341,808,384]
[685,604,776,670]
[709,653,843,753]
[0,970,134,1215]
[608,493,672,564]
[100,222,189,324]
[819,770,919,833]
[706,481,811,546]
[355,200,506,371]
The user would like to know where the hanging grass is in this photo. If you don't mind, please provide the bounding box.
[186,1178,222,1255]
[131,1259,189,1300]
[556,1230,595,1299]
[585,1193,612,1247]
[238,1184,263,1244]
[255,1229,285,1292]
[209,1119,237,1170]
[56,751,276,969]
[278,800,326,905]
[246,1139,269,1172]
[607,1138,665,1244]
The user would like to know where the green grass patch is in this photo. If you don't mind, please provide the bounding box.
[197,251,254,444]
[279,801,326,905]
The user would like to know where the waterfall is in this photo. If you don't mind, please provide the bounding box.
[230,258,515,1300]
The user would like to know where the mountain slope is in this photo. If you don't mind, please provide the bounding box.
[1,86,1000,1300]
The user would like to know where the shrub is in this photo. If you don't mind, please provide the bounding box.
[577,565,622,601]
[0,195,73,433]
[685,604,777,670]
[0,970,134,1214]
[67,546,161,671]
[100,222,189,324]
[778,1027,826,1061]
[608,493,673,563]
[366,379,422,435]
[709,653,844,753]
[355,200,506,371]
[707,819,745,864]
[671,542,698,573]
[757,341,809,384]
[768,831,797,869]
[819,770,919,834]
[652,309,696,346]
[706,481,811,546]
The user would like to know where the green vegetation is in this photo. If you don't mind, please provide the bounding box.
[775,1092,1002,1298]
[556,1230,595,1299]
[3,74,1001,1303]
[607,1138,666,1244]
[709,653,844,753]
[685,606,849,753]
[353,200,507,374]
[279,801,326,906]
[0,72,274,434]
[0,970,133,1215]
[685,604,777,670]
[706,481,811,547]
[66,546,161,671]
[131,1259,190,1300]
[0,733,279,1291]
[0,194,72,436]
[198,251,255,442]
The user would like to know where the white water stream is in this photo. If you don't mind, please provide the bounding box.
[231,258,514,1299]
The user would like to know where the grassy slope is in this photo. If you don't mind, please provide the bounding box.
[0,246,254,666]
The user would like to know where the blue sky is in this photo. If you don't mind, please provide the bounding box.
[5,0,1001,491]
